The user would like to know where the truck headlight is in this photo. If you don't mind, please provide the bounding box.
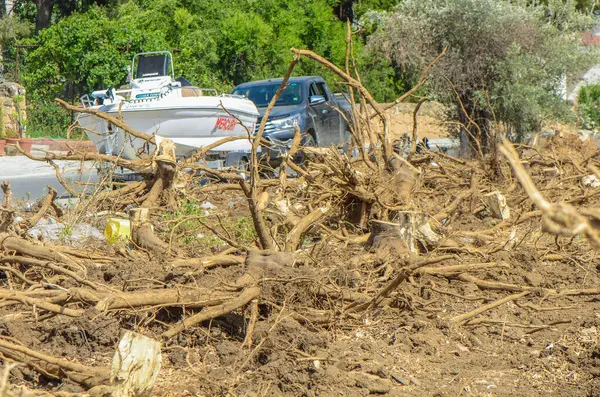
[270,113,301,130]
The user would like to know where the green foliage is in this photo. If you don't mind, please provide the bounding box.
[116,0,350,89]
[20,0,408,135]
[353,0,402,18]
[161,198,256,248]
[15,0,598,142]
[19,0,399,99]
[353,51,404,102]
[162,198,209,245]
[22,7,168,100]
[58,224,73,244]
[492,43,578,136]
[0,16,31,43]
[368,0,596,140]
[20,7,167,137]
[0,16,33,81]
[534,0,600,14]
[232,216,258,246]
[577,85,600,129]
[26,98,72,138]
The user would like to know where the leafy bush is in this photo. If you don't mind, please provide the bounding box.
[21,1,400,106]
[26,99,71,139]
[20,6,168,137]
[577,85,600,130]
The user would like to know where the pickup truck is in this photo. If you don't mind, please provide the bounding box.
[232,76,352,164]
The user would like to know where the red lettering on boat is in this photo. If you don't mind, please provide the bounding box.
[214,117,238,131]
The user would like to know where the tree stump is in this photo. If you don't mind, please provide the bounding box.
[129,208,169,253]
[368,212,440,253]
[388,156,419,201]
[235,250,296,287]
[0,208,13,233]
[142,138,178,209]
[1,181,11,209]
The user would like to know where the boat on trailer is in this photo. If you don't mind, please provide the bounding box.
[77,51,259,163]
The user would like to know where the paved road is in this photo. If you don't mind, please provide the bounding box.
[0,155,98,200]
[0,138,461,201]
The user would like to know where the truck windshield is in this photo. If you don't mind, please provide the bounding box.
[233,82,303,107]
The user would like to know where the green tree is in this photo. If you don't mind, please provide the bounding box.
[19,0,120,33]
[23,7,167,99]
[0,16,31,80]
[577,85,600,129]
[368,0,596,153]
[19,0,402,137]
[117,0,351,89]
[21,6,167,136]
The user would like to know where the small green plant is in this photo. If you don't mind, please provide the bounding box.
[162,199,257,248]
[194,233,224,249]
[232,216,257,246]
[58,224,73,243]
[577,85,600,130]
[162,198,208,245]
[163,198,206,223]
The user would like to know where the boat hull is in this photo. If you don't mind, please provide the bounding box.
[78,97,258,160]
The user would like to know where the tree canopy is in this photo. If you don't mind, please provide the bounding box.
[368,0,597,148]
[0,0,594,140]
[22,7,167,100]
[20,0,392,100]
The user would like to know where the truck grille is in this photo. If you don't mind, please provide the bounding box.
[254,121,276,135]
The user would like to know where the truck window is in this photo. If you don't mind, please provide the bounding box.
[316,83,329,101]
[309,83,329,102]
[232,82,302,107]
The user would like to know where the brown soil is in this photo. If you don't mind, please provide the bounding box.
[7,214,600,395]
[147,240,600,397]
[2,130,600,396]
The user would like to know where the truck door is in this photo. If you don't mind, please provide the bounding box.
[308,82,337,147]
[320,82,346,145]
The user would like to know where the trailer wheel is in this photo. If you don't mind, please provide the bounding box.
[238,157,250,180]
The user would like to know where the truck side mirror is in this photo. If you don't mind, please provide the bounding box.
[309,95,326,105]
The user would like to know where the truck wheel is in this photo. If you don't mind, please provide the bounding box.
[292,132,316,167]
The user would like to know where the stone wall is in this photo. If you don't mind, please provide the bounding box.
[0,82,26,138]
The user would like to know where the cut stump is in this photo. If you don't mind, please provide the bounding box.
[129,208,169,252]
[483,191,510,220]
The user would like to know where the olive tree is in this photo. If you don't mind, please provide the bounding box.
[368,0,596,155]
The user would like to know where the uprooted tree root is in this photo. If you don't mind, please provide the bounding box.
[2,45,600,396]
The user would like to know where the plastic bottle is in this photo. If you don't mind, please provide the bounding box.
[104,218,131,244]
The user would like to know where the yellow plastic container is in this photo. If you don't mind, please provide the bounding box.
[104,218,132,244]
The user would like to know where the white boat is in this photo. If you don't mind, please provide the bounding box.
[77,51,259,161]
